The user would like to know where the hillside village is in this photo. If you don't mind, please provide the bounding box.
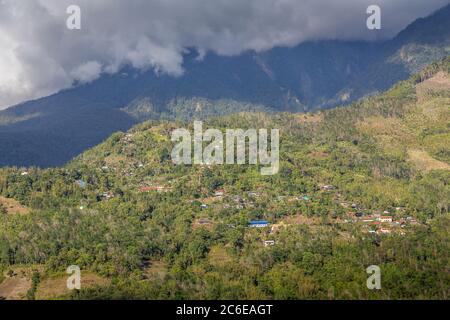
[65,148,424,241]
[41,157,424,243]
[0,59,448,300]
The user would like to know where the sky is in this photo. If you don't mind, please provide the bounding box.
[0,0,448,109]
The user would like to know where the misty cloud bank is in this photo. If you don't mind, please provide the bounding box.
[0,0,447,109]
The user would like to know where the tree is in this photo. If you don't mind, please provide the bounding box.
[0,203,7,215]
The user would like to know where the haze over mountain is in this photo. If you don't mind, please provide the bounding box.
[0,4,449,167]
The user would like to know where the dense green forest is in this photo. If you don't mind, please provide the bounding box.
[0,58,449,300]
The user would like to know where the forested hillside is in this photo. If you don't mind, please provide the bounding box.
[0,58,449,300]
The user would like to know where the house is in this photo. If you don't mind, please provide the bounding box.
[140,186,153,192]
[198,219,212,225]
[378,228,391,234]
[101,191,114,200]
[362,216,375,222]
[21,171,29,176]
[75,180,87,188]
[200,204,208,209]
[263,240,275,247]
[248,220,270,228]
[214,189,225,197]
[139,186,173,193]
[321,185,335,191]
[379,216,393,223]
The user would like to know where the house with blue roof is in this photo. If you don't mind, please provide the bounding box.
[75,180,87,188]
[248,220,270,228]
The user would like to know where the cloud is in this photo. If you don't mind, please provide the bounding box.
[70,61,102,84]
[0,0,448,109]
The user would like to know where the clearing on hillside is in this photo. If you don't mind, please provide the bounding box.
[416,71,450,102]
[0,277,31,300]
[36,272,110,300]
[407,149,450,172]
[0,267,37,300]
[0,196,30,215]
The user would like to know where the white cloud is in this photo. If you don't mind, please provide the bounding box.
[70,61,102,84]
[0,0,447,109]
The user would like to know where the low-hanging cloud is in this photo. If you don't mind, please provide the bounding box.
[0,0,448,109]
